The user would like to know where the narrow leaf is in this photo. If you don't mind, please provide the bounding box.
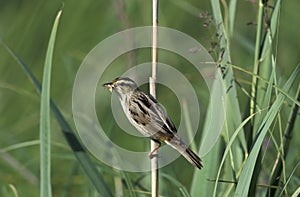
[40,9,62,197]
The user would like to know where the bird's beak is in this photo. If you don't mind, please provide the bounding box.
[103,82,114,92]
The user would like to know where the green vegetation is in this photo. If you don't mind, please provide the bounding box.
[0,0,299,196]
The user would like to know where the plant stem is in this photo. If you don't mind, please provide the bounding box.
[150,0,159,197]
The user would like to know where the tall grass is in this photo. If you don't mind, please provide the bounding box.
[1,0,299,196]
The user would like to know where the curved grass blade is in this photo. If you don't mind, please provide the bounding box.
[213,110,262,197]
[39,9,62,197]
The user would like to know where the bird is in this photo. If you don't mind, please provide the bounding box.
[103,77,203,169]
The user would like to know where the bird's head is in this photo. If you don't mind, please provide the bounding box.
[103,77,138,97]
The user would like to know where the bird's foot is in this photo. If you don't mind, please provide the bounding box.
[148,143,160,159]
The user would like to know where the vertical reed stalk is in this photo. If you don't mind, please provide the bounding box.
[150,0,159,197]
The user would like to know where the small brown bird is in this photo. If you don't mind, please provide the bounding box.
[103,77,202,169]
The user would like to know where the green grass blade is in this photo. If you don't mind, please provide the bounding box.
[235,64,300,196]
[249,0,264,125]
[210,0,247,155]
[2,18,113,197]
[40,9,62,197]
[161,173,190,197]
[228,0,237,36]
[120,171,137,197]
[260,68,275,121]
[253,0,282,133]
[278,158,300,196]
[260,0,282,59]
[182,99,197,152]
[190,138,221,196]
[248,57,275,194]
[213,110,262,196]
[206,1,247,195]
[291,186,300,197]
[0,150,38,185]
[2,140,40,152]
[171,0,202,17]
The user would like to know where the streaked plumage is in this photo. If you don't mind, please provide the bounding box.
[103,77,203,169]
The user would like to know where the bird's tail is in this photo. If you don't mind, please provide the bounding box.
[166,136,203,169]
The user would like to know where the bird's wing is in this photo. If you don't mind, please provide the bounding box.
[128,91,177,139]
[147,93,177,133]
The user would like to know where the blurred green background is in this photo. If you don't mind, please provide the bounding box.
[0,0,299,196]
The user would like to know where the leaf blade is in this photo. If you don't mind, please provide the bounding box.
[39,9,62,197]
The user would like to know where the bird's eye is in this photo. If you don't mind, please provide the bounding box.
[118,82,127,86]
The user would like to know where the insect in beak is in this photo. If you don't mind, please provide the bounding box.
[103,82,114,92]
